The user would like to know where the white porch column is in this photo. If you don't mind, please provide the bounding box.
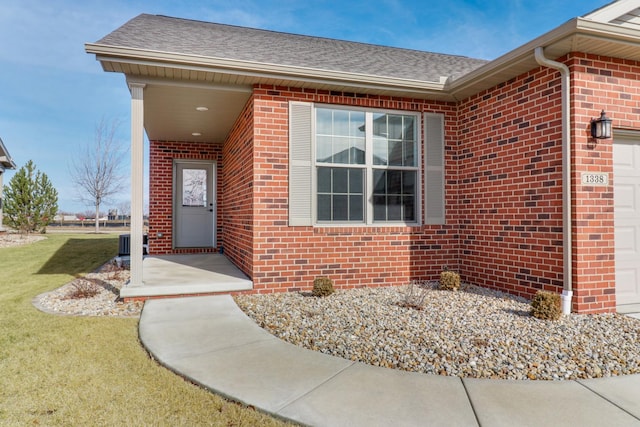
[129,82,146,286]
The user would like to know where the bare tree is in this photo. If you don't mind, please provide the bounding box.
[117,199,131,226]
[69,118,127,233]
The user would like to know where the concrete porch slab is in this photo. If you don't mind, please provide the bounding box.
[120,254,252,298]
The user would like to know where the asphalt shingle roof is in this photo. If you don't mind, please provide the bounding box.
[96,14,488,83]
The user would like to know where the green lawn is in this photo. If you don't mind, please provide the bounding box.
[0,234,290,426]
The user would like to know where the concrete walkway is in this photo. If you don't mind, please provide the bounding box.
[139,295,640,427]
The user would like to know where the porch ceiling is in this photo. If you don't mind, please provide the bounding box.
[132,79,252,144]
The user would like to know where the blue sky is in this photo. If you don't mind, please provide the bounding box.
[0,0,608,213]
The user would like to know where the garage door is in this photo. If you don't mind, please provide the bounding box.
[614,135,640,306]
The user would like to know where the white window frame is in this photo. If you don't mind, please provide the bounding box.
[312,104,422,226]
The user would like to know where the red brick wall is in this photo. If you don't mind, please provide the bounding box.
[221,97,255,276]
[569,53,640,313]
[249,85,459,293]
[148,141,222,254]
[456,66,566,302]
[456,52,640,313]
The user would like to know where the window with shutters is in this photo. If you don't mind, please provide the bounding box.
[315,106,420,225]
[289,102,444,227]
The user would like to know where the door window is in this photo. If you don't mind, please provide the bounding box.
[182,168,207,207]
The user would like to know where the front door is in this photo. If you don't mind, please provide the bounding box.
[175,161,215,248]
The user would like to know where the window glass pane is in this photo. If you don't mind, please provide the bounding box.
[388,115,403,140]
[182,169,207,207]
[373,136,387,165]
[333,110,350,136]
[402,171,415,194]
[333,195,348,220]
[332,136,350,164]
[317,167,331,193]
[373,170,386,193]
[349,169,363,193]
[349,195,363,221]
[352,138,365,164]
[403,116,415,140]
[388,140,403,166]
[316,136,332,163]
[317,108,333,135]
[317,195,331,221]
[372,169,417,223]
[332,168,348,193]
[403,116,416,166]
[317,167,363,222]
[316,109,365,165]
[372,113,387,138]
[387,195,402,221]
[373,195,386,221]
[403,139,415,166]
[350,111,366,137]
[387,170,402,195]
[403,196,415,221]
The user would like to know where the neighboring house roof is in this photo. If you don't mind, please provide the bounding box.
[0,137,16,171]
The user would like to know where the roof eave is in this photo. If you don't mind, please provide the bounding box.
[0,139,16,170]
[449,17,640,100]
[85,42,452,100]
[86,14,640,104]
[448,19,581,100]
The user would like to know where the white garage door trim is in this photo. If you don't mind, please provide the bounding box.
[614,131,640,308]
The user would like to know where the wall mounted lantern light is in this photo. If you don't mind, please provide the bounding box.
[590,110,612,140]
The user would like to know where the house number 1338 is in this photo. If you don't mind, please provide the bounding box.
[581,173,609,186]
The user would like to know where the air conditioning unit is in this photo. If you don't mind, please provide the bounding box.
[118,234,148,256]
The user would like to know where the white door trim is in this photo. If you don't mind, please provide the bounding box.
[613,131,640,306]
[173,159,216,248]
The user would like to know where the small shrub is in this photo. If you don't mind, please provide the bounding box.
[400,280,431,310]
[65,279,101,299]
[530,290,561,320]
[103,262,126,281]
[312,276,335,297]
[439,269,461,291]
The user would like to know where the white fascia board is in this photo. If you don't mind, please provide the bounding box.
[0,139,16,169]
[583,0,640,23]
[573,16,640,42]
[125,75,253,93]
[86,43,447,94]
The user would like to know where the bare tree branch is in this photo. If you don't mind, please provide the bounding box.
[69,118,128,233]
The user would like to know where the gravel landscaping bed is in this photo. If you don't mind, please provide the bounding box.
[33,261,143,318]
[235,283,640,381]
[0,233,46,248]
[1,233,142,318]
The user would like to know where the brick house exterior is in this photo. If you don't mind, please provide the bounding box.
[87,1,640,313]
